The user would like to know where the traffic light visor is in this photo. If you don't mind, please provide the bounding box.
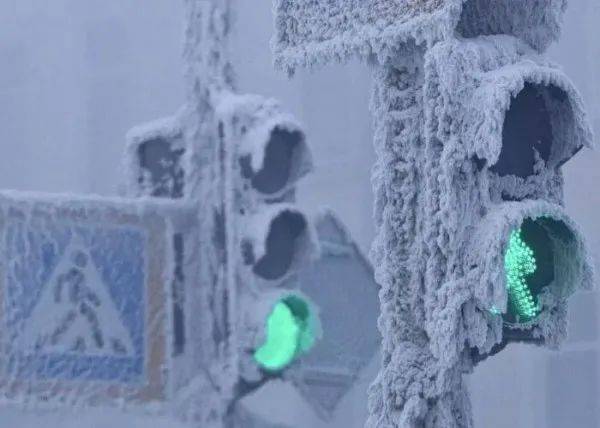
[466,64,593,174]
[245,206,318,282]
[240,120,312,198]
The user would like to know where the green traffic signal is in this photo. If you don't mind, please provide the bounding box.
[504,228,541,322]
[253,295,318,372]
[491,218,567,325]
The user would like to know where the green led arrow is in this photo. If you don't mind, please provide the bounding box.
[253,296,317,372]
[504,228,541,322]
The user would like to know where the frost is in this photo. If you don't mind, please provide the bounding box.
[272,0,568,74]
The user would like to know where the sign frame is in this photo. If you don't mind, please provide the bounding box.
[0,192,191,406]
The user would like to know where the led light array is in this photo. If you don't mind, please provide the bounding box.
[504,229,541,321]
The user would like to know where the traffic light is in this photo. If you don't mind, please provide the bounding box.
[427,36,596,358]
[232,209,381,424]
[213,93,322,396]
[125,111,186,199]
[272,1,596,426]
[123,92,381,426]
[216,95,382,423]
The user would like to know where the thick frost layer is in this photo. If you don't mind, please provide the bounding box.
[273,0,460,72]
[272,0,567,73]
[174,1,239,426]
[457,0,567,52]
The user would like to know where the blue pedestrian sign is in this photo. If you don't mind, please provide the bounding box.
[0,192,174,404]
[8,223,145,383]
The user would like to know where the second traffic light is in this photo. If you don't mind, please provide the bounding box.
[214,93,322,390]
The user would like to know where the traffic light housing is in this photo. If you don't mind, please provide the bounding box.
[214,93,322,389]
[125,111,186,199]
[420,35,595,363]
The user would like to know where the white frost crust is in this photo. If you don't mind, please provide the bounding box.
[126,113,185,149]
[271,0,567,73]
[123,110,185,198]
[244,115,308,175]
[457,0,567,52]
[272,0,462,73]
[421,34,595,359]
[0,189,195,220]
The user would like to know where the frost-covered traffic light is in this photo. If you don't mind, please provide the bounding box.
[213,93,322,402]
[272,1,596,426]
[125,111,186,199]
[437,37,596,356]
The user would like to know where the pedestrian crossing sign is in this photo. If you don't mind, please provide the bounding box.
[0,192,172,404]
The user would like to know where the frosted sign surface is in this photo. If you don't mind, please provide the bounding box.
[0,193,172,407]
[5,221,146,384]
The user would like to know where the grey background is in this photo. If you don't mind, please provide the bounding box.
[0,1,598,427]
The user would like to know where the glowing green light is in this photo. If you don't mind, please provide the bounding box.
[253,296,317,372]
[504,228,541,322]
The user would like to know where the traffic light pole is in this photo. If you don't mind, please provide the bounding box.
[181,1,237,426]
[367,53,473,428]
[182,0,233,195]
